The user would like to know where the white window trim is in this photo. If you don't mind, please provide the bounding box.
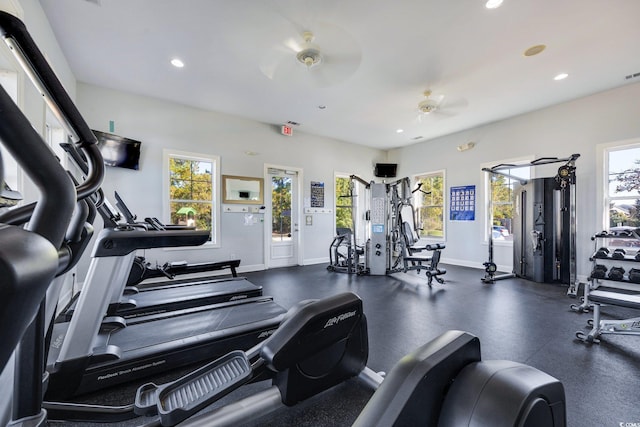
[598,137,640,230]
[334,171,354,231]
[413,169,446,241]
[162,149,221,248]
[481,155,534,245]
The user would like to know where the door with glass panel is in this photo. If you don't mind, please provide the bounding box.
[267,167,299,268]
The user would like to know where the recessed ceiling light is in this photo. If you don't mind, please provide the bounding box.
[170,58,184,68]
[396,129,404,133]
[485,0,504,9]
[523,45,546,57]
[554,73,569,81]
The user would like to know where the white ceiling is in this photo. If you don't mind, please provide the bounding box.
[39,0,640,150]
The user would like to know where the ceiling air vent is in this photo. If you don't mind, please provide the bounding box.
[625,72,640,80]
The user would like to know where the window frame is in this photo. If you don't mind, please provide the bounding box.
[163,149,220,248]
[481,156,533,245]
[334,173,356,233]
[600,138,640,230]
[413,169,446,241]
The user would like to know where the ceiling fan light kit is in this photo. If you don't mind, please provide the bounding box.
[296,31,323,69]
[296,48,322,68]
[418,90,441,114]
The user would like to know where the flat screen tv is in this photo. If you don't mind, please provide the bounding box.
[92,129,141,170]
[374,163,397,178]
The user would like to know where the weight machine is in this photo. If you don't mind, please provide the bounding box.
[481,154,579,292]
[328,174,446,283]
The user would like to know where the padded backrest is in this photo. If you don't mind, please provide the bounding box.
[402,221,418,247]
[336,227,352,236]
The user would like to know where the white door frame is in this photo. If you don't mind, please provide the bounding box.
[264,164,304,268]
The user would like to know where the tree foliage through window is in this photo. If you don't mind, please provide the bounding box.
[169,157,213,233]
[415,172,444,238]
[335,176,353,231]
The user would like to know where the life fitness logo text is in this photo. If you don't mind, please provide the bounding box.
[324,310,357,328]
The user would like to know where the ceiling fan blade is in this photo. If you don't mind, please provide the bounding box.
[258,20,361,88]
[260,45,295,80]
[439,97,468,111]
[283,37,304,53]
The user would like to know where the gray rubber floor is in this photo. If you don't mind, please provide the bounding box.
[49,263,640,426]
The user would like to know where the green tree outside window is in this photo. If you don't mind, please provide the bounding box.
[169,157,213,234]
[415,172,444,238]
[335,176,353,231]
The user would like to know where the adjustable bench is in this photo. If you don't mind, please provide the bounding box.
[575,290,640,343]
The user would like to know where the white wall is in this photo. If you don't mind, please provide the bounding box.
[75,83,386,279]
[388,81,640,281]
[8,0,640,287]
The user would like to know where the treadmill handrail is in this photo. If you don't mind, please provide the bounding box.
[92,228,211,257]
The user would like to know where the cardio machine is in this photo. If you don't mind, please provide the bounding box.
[58,144,263,321]
[112,190,243,286]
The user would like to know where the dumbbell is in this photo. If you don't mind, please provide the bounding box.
[629,268,640,283]
[594,247,609,259]
[590,264,608,279]
[611,248,626,260]
[607,266,625,281]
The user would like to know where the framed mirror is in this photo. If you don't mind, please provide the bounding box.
[222,175,264,205]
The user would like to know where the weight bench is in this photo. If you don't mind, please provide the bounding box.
[575,290,640,343]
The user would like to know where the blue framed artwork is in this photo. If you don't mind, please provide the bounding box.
[450,185,475,221]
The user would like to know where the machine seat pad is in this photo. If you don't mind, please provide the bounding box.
[589,290,640,310]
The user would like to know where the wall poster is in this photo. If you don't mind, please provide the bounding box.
[310,181,325,207]
[450,185,475,221]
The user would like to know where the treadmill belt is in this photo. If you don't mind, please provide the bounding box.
[100,299,284,355]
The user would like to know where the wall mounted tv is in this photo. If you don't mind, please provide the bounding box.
[374,163,397,178]
[92,129,141,170]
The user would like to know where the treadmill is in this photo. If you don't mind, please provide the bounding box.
[47,226,286,399]
[113,190,244,287]
[60,196,263,321]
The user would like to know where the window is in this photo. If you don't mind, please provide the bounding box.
[605,142,640,228]
[483,159,531,242]
[164,150,220,246]
[271,174,292,242]
[0,69,20,191]
[414,170,445,239]
[335,175,354,231]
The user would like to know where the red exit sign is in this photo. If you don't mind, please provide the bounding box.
[281,125,293,136]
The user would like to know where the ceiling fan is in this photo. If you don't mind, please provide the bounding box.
[259,23,361,88]
[418,90,445,114]
[415,90,468,121]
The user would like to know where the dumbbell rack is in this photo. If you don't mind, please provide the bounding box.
[571,229,640,313]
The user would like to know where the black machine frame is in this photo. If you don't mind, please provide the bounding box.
[481,154,579,294]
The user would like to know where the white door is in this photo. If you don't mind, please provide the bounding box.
[266,166,300,268]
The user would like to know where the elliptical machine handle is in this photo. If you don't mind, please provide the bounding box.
[0,11,104,233]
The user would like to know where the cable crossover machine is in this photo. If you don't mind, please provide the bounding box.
[481,153,579,295]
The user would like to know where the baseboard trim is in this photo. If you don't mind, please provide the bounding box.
[303,257,329,266]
